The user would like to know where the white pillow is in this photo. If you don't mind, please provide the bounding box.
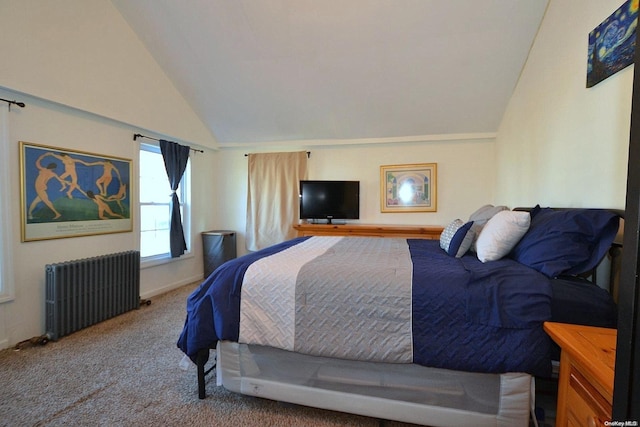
[475,211,531,262]
[467,204,509,251]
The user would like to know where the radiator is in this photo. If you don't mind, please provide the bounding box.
[45,250,140,340]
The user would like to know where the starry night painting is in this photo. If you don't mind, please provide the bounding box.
[587,0,639,88]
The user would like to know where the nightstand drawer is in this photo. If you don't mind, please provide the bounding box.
[566,368,610,427]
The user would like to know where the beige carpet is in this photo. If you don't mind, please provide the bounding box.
[0,283,419,427]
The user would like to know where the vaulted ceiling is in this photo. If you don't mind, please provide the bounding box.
[112,0,549,146]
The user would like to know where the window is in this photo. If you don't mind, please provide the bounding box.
[139,143,190,259]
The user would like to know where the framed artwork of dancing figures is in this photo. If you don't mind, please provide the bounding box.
[20,141,132,241]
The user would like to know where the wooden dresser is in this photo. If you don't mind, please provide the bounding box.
[292,223,443,239]
[543,322,616,427]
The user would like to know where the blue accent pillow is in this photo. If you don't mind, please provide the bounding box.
[440,220,475,257]
[510,208,620,278]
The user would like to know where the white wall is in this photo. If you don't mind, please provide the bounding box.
[0,1,220,349]
[216,138,497,256]
[496,0,632,208]
[0,0,216,149]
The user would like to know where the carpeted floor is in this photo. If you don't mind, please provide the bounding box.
[0,282,557,426]
[0,283,421,427]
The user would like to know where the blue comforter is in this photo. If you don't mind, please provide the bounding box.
[177,237,552,377]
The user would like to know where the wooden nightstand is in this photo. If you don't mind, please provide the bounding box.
[543,322,616,427]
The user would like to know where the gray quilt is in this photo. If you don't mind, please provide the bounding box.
[239,236,413,363]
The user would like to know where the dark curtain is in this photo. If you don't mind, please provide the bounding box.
[159,140,190,258]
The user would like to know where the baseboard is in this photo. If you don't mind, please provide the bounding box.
[140,274,203,300]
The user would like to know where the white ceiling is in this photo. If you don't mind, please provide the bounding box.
[112,0,548,146]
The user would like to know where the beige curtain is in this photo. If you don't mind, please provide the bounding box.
[246,151,308,251]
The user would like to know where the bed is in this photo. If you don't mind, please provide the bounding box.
[177,206,621,426]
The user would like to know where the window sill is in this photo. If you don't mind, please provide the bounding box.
[0,293,15,304]
[141,251,193,269]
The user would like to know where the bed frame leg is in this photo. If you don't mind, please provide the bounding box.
[196,348,209,399]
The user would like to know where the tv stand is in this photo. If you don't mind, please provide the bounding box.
[293,223,443,239]
[311,218,345,225]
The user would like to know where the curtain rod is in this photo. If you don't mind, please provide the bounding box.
[244,151,310,158]
[0,97,25,111]
[133,133,204,153]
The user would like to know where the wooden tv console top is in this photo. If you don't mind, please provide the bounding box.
[293,223,443,239]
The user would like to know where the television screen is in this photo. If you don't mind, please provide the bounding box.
[299,180,359,223]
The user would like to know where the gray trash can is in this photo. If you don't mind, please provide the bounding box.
[202,230,236,278]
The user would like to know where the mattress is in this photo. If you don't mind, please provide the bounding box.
[549,276,617,328]
[217,341,533,427]
[548,275,617,361]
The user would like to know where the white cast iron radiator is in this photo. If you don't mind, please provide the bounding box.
[45,251,140,340]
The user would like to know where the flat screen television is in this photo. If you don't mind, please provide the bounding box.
[299,180,359,223]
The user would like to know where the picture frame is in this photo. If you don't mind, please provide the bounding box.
[20,141,132,242]
[587,0,638,88]
[380,163,437,213]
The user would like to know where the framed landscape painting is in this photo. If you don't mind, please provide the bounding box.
[20,141,132,241]
[380,163,437,213]
[587,0,638,87]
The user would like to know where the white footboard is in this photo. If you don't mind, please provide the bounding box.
[217,341,532,427]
